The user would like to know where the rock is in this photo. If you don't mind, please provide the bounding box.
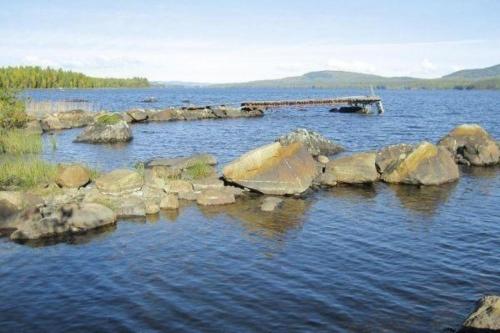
[223,142,318,195]
[0,191,24,220]
[277,128,344,157]
[178,191,200,201]
[141,97,157,103]
[24,120,43,134]
[95,169,143,196]
[116,196,146,218]
[438,124,499,166]
[317,172,337,186]
[41,110,94,131]
[191,177,224,191]
[164,180,194,194]
[147,109,183,122]
[126,109,148,122]
[381,141,459,185]
[74,120,133,144]
[55,164,90,188]
[317,155,330,164]
[9,203,116,240]
[223,185,245,197]
[325,152,379,184]
[160,194,179,210]
[196,189,235,206]
[459,295,500,332]
[145,201,160,215]
[376,144,415,174]
[260,197,283,212]
[145,154,217,180]
[120,112,134,123]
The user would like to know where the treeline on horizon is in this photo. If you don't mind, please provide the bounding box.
[0,66,150,89]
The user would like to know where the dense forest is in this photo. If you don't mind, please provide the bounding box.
[0,66,150,89]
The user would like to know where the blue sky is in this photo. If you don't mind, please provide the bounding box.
[1,0,499,82]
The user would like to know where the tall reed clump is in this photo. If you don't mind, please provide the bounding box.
[184,161,213,180]
[0,128,42,154]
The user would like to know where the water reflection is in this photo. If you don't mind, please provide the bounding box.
[326,183,378,200]
[390,182,457,216]
[198,195,312,239]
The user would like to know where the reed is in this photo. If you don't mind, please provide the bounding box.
[0,156,57,189]
[0,128,42,154]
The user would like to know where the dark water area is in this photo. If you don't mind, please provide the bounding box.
[1,88,499,332]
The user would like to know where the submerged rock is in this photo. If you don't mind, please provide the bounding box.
[459,295,500,332]
[438,124,499,166]
[74,120,133,144]
[55,164,91,188]
[277,128,344,157]
[260,197,283,212]
[196,189,235,206]
[381,141,459,185]
[9,203,116,241]
[95,169,143,196]
[223,142,318,195]
[325,152,379,184]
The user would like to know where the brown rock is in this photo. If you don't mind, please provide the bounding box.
[160,194,179,210]
[196,189,235,206]
[95,169,143,195]
[55,164,90,188]
[223,142,318,195]
[325,152,379,184]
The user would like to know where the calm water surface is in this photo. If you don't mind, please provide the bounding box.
[1,88,499,332]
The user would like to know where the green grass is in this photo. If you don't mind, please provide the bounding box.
[96,113,121,125]
[134,162,145,177]
[0,156,57,189]
[184,161,213,180]
[0,129,42,154]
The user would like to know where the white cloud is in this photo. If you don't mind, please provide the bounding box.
[327,58,377,74]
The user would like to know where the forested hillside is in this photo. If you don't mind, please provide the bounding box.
[0,66,150,88]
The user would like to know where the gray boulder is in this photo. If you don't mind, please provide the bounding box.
[74,120,132,144]
[126,109,148,122]
[459,295,500,332]
[9,203,116,240]
[438,124,499,166]
[277,128,344,157]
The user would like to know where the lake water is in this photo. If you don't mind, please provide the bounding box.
[1,88,499,332]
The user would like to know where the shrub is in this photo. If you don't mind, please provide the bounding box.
[0,156,57,189]
[0,128,42,154]
[184,161,213,180]
[0,88,28,129]
[95,113,121,125]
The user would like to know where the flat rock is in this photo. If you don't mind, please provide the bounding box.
[164,180,194,194]
[95,169,143,196]
[277,128,344,157]
[196,189,235,206]
[325,152,379,184]
[381,141,459,185]
[192,177,224,191]
[459,295,500,332]
[160,194,179,210]
[223,142,318,195]
[126,109,148,122]
[55,164,90,188]
[41,110,94,131]
[74,120,133,144]
[438,124,499,166]
[146,154,217,180]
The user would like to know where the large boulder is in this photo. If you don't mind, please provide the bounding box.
[376,144,415,174]
[381,141,459,185]
[9,203,116,241]
[459,295,500,332]
[74,120,132,144]
[438,124,499,166]
[55,164,90,188]
[0,191,24,220]
[95,169,143,196]
[222,142,318,195]
[277,128,344,157]
[324,152,379,184]
[41,110,94,131]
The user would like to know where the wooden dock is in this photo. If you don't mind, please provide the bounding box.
[242,95,385,114]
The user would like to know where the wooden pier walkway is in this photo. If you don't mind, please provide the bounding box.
[241,95,385,114]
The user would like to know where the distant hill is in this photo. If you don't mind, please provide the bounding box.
[443,64,500,79]
[215,64,500,90]
[0,66,150,89]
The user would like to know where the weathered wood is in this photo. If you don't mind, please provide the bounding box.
[241,95,381,108]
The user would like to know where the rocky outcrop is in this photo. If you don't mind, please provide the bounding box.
[74,120,133,144]
[55,164,91,188]
[147,106,263,122]
[381,142,459,185]
[95,169,143,196]
[438,124,499,166]
[324,152,379,184]
[9,203,116,241]
[459,295,500,332]
[277,128,344,156]
[41,110,95,131]
[223,142,318,195]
